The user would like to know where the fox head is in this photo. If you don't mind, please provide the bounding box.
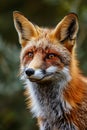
[13,11,79,83]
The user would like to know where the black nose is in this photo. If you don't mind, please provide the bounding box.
[25,68,35,76]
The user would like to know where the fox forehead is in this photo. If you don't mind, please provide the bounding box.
[24,27,58,47]
[21,27,68,52]
[21,34,68,53]
[21,38,58,54]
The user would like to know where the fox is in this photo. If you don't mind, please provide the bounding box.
[13,11,87,130]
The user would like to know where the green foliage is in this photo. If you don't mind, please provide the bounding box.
[0,0,87,130]
[0,38,20,94]
[0,91,38,130]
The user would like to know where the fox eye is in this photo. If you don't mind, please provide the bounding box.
[28,52,34,58]
[47,53,56,59]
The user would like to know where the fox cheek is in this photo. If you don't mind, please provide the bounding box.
[45,58,64,69]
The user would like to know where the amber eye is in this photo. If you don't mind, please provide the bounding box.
[47,53,56,59]
[28,52,34,58]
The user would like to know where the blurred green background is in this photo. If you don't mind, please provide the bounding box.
[0,0,87,130]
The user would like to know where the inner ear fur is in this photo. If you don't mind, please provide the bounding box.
[13,11,38,46]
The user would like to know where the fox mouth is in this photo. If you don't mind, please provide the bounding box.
[24,66,58,82]
[28,73,54,82]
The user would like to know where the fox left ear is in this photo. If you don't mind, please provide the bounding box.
[13,11,38,47]
[53,13,79,46]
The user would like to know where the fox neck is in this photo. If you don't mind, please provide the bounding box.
[26,76,72,119]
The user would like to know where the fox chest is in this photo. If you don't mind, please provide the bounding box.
[30,92,77,130]
[28,81,71,120]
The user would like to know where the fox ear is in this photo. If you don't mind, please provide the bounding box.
[53,13,79,43]
[13,11,37,46]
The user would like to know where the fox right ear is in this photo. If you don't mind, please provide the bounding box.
[49,13,79,51]
[13,11,38,47]
[55,13,79,41]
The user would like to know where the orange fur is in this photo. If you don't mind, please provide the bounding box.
[13,11,87,130]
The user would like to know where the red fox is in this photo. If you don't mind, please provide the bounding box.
[13,11,87,130]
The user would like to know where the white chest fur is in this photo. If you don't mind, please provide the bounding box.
[25,68,72,120]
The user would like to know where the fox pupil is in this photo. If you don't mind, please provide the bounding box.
[28,52,33,58]
[47,53,56,59]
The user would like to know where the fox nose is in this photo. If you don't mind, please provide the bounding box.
[25,68,35,76]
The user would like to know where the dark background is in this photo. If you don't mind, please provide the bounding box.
[0,0,87,130]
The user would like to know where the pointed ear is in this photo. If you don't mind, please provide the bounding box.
[13,11,38,46]
[53,13,79,42]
